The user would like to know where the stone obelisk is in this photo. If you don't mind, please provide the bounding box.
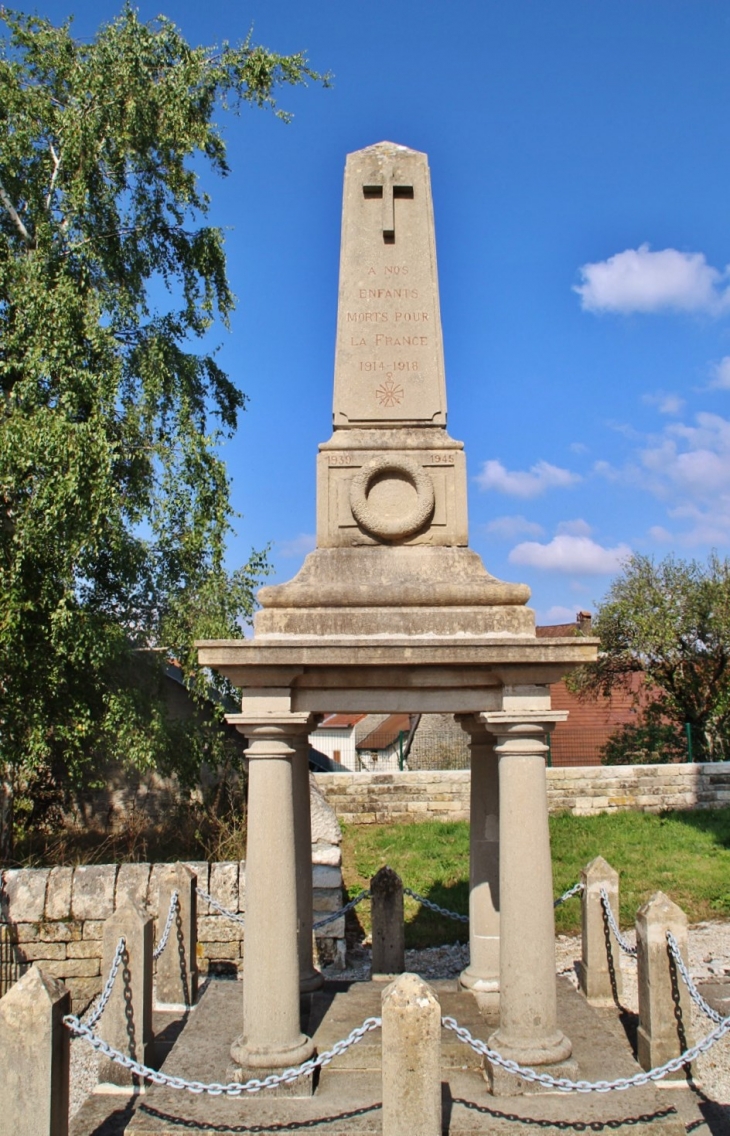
[256,142,531,636]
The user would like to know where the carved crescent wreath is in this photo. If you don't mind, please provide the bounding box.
[349,455,435,541]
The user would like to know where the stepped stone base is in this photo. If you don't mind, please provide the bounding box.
[67,976,696,1135]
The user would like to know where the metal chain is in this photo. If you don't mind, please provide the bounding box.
[442,1012,730,1093]
[554,881,584,908]
[666,930,723,1024]
[153,890,179,961]
[64,1012,381,1095]
[85,936,125,1030]
[313,889,371,930]
[404,887,469,924]
[196,886,245,925]
[600,887,637,956]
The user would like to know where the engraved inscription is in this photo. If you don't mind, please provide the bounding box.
[429,452,455,464]
[328,453,353,465]
[332,145,446,424]
[375,379,405,407]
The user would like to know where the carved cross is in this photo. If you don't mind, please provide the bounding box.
[363,163,414,242]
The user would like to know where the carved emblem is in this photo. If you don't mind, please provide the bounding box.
[375,377,404,407]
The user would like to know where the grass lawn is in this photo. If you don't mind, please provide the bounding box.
[341,807,730,949]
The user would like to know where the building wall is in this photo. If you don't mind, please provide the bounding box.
[314,762,730,825]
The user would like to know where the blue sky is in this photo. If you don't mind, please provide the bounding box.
[33,1,730,622]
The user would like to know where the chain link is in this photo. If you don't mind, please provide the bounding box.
[65,1012,381,1094]
[313,889,371,930]
[196,886,246,925]
[404,887,469,924]
[554,881,584,908]
[85,936,125,1031]
[599,887,637,956]
[666,930,723,1024]
[442,1012,730,1092]
[153,890,179,961]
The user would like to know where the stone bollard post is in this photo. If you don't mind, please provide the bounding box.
[371,866,404,979]
[381,973,441,1136]
[0,964,70,1136]
[636,891,693,1078]
[578,856,623,1005]
[155,863,198,1010]
[97,900,154,1091]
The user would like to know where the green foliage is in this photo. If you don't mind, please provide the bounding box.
[600,719,687,766]
[342,810,730,946]
[0,6,328,856]
[570,553,730,762]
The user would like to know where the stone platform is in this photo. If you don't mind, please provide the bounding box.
[68,976,706,1135]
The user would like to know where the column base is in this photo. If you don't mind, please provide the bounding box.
[230,1031,315,1073]
[300,967,325,993]
[226,1055,316,1097]
[484,1052,579,1096]
[459,967,500,1011]
[487,1027,572,1069]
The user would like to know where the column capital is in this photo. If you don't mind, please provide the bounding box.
[480,710,567,735]
[226,712,314,759]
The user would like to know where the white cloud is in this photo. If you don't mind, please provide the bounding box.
[484,514,544,539]
[709,356,730,390]
[570,441,589,455]
[556,518,592,536]
[508,535,632,574]
[643,391,685,416]
[574,244,730,314]
[538,604,580,624]
[475,459,580,498]
[648,525,673,542]
[278,532,316,558]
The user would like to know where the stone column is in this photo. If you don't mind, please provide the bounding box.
[483,704,572,1079]
[457,715,500,1008]
[636,891,693,1077]
[382,973,441,1136]
[578,856,622,1006]
[0,965,70,1136]
[291,726,324,993]
[230,716,315,1074]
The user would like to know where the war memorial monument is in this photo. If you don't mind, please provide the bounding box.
[120,143,692,1133]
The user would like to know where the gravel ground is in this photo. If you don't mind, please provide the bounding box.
[70,924,730,1125]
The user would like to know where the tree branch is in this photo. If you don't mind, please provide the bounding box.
[45,143,61,211]
[0,178,32,243]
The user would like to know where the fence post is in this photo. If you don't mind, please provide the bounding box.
[578,856,623,1005]
[98,900,154,1091]
[382,973,441,1136]
[636,891,693,1078]
[371,866,404,979]
[155,863,198,1011]
[0,964,70,1135]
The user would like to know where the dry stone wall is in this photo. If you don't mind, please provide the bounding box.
[314,762,730,825]
[0,776,345,1008]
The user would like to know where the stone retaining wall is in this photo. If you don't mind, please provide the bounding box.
[314,762,730,825]
[0,855,343,1010]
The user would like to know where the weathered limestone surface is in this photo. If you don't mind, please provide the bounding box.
[0,964,70,1136]
[155,863,197,1009]
[578,856,623,1005]
[314,762,730,824]
[636,891,693,1077]
[381,973,441,1136]
[72,865,116,921]
[98,901,153,1089]
[371,866,405,978]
